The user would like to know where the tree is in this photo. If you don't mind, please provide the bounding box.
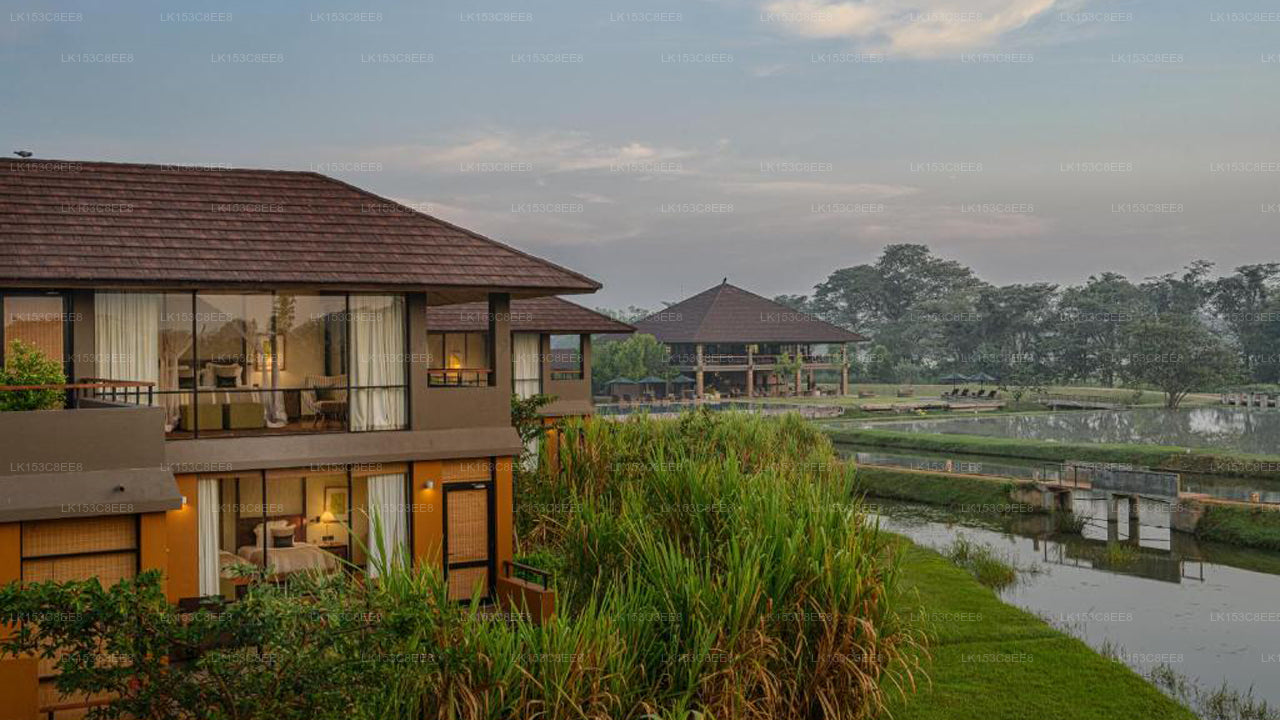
[1054,273,1147,386]
[810,244,984,375]
[590,333,673,393]
[1121,317,1242,408]
[775,351,804,394]
[0,340,66,411]
[1211,264,1280,382]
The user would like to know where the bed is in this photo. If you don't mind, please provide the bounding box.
[230,515,341,576]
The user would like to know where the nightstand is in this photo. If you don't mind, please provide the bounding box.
[317,543,349,561]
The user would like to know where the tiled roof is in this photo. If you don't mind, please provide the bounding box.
[427,296,635,334]
[631,282,866,343]
[0,158,599,293]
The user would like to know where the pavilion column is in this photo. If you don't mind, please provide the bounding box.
[840,343,849,396]
[695,344,704,399]
[793,345,801,394]
[746,345,754,398]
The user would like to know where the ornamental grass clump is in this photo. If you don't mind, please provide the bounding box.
[520,409,923,719]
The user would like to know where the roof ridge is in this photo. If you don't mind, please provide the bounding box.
[688,282,730,344]
[0,157,315,176]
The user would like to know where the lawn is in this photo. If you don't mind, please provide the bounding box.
[885,541,1196,720]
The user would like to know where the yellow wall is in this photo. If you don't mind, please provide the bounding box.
[412,460,443,567]
[165,475,199,602]
[0,523,37,719]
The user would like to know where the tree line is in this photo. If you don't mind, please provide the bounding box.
[598,244,1280,407]
[777,244,1278,404]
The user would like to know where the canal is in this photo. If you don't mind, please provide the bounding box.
[866,494,1280,707]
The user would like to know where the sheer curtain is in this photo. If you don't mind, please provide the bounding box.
[512,332,542,399]
[350,295,406,431]
[95,293,160,405]
[197,478,221,596]
[365,473,408,577]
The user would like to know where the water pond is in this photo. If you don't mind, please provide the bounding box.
[862,406,1280,454]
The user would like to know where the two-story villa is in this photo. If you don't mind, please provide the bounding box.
[0,158,619,716]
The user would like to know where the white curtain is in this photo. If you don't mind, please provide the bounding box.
[95,293,161,406]
[197,478,221,596]
[350,296,406,431]
[366,473,408,577]
[512,332,542,399]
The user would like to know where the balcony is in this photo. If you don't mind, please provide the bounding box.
[0,380,166,477]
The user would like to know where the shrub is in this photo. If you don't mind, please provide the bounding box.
[0,339,65,411]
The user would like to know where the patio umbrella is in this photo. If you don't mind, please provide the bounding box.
[637,376,668,385]
[604,377,639,386]
[670,375,697,384]
[939,372,969,386]
[969,372,997,385]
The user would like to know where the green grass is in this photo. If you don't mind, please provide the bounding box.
[854,465,1034,513]
[1195,503,1280,551]
[827,427,1280,480]
[885,541,1197,720]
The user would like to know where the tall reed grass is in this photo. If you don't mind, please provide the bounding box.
[510,409,922,719]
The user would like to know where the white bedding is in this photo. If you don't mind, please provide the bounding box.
[236,541,340,575]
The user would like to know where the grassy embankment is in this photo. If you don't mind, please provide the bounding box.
[885,541,1197,720]
[854,465,1033,512]
[1194,503,1280,551]
[828,426,1280,481]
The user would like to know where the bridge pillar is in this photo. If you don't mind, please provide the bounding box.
[1106,493,1119,524]
[1053,490,1073,513]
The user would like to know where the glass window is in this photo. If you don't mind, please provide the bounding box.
[200,467,407,600]
[427,332,491,387]
[97,291,405,438]
[549,334,583,381]
[349,295,407,431]
[2,295,66,369]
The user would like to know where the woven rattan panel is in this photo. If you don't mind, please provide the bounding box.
[446,489,488,564]
[447,565,489,601]
[24,553,137,585]
[22,516,137,558]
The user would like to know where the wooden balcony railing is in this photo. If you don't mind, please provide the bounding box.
[678,354,844,368]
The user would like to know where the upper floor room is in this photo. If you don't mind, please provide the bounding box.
[0,158,623,442]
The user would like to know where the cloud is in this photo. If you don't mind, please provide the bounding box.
[369,132,694,175]
[760,0,1061,58]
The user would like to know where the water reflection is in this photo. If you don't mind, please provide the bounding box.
[866,407,1280,454]
[871,498,1280,705]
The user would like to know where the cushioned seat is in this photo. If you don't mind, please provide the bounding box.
[224,402,266,430]
[180,403,222,431]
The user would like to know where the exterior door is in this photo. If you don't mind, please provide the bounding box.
[443,480,495,601]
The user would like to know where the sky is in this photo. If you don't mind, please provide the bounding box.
[4,0,1279,309]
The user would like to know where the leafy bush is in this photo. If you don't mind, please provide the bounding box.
[0,339,65,411]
